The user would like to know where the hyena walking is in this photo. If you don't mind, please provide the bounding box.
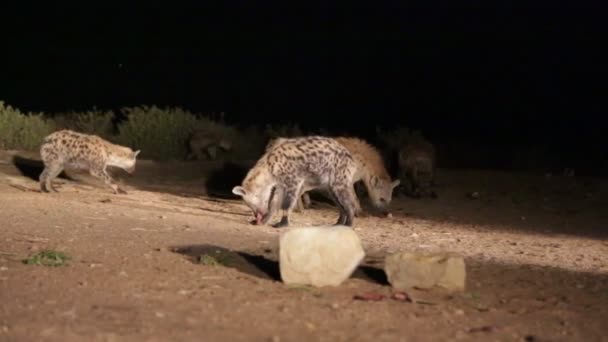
[39,130,140,194]
[232,136,359,228]
[398,138,437,198]
[296,136,400,216]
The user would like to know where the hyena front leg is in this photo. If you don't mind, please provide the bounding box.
[329,183,357,227]
[39,163,64,193]
[90,165,127,194]
[350,184,366,217]
[272,181,303,228]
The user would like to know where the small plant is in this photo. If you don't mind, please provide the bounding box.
[197,254,220,266]
[22,250,71,267]
[197,253,236,266]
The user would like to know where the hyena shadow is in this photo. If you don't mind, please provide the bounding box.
[11,155,74,183]
[204,160,254,199]
[171,244,388,285]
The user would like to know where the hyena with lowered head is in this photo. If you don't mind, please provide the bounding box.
[297,136,400,216]
[232,136,359,228]
[39,130,140,194]
[398,138,437,198]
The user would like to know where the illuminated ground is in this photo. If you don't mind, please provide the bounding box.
[0,154,607,341]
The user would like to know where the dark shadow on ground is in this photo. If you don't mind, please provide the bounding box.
[170,244,389,285]
[204,160,253,199]
[8,153,606,240]
[11,155,72,182]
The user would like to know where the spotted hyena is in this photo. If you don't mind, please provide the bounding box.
[39,130,140,194]
[187,130,232,160]
[297,136,400,216]
[232,136,359,228]
[398,138,437,198]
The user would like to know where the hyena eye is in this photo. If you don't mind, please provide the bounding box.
[380,198,387,203]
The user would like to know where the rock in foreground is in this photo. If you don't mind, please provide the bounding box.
[279,225,365,287]
[384,251,466,292]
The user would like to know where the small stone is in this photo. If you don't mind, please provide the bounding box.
[279,225,365,287]
[384,251,466,292]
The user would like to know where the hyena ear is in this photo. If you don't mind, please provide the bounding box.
[232,186,247,197]
[391,179,401,189]
[133,150,141,157]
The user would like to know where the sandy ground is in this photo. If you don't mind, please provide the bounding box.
[0,151,607,342]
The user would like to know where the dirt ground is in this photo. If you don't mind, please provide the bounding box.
[0,151,607,342]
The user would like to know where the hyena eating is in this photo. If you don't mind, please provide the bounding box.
[39,130,140,194]
[398,138,437,198]
[232,136,359,228]
[296,136,400,216]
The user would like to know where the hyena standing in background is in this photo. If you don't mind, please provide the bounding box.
[232,136,359,228]
[398,138,437,198]
[39,130,140,194]
[296,136,400,216]
[187,129,232,160]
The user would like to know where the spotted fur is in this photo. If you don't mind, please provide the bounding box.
[39,130,140,194]
[232,136,359,228]
[297,136,400,216]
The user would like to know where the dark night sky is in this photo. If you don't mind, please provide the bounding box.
[1,3,606,168]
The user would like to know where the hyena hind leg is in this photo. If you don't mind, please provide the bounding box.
[39,164,64,193]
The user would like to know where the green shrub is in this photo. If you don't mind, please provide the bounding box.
[0,101,55,150]
[115,105,200,160]
[52,108,116,139]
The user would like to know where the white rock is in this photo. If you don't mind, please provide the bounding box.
[384,251,466,292]
[279,225,365,287]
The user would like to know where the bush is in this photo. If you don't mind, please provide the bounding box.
[115,105,200,161]
[0,101,55,150]
[52,108,116,139]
